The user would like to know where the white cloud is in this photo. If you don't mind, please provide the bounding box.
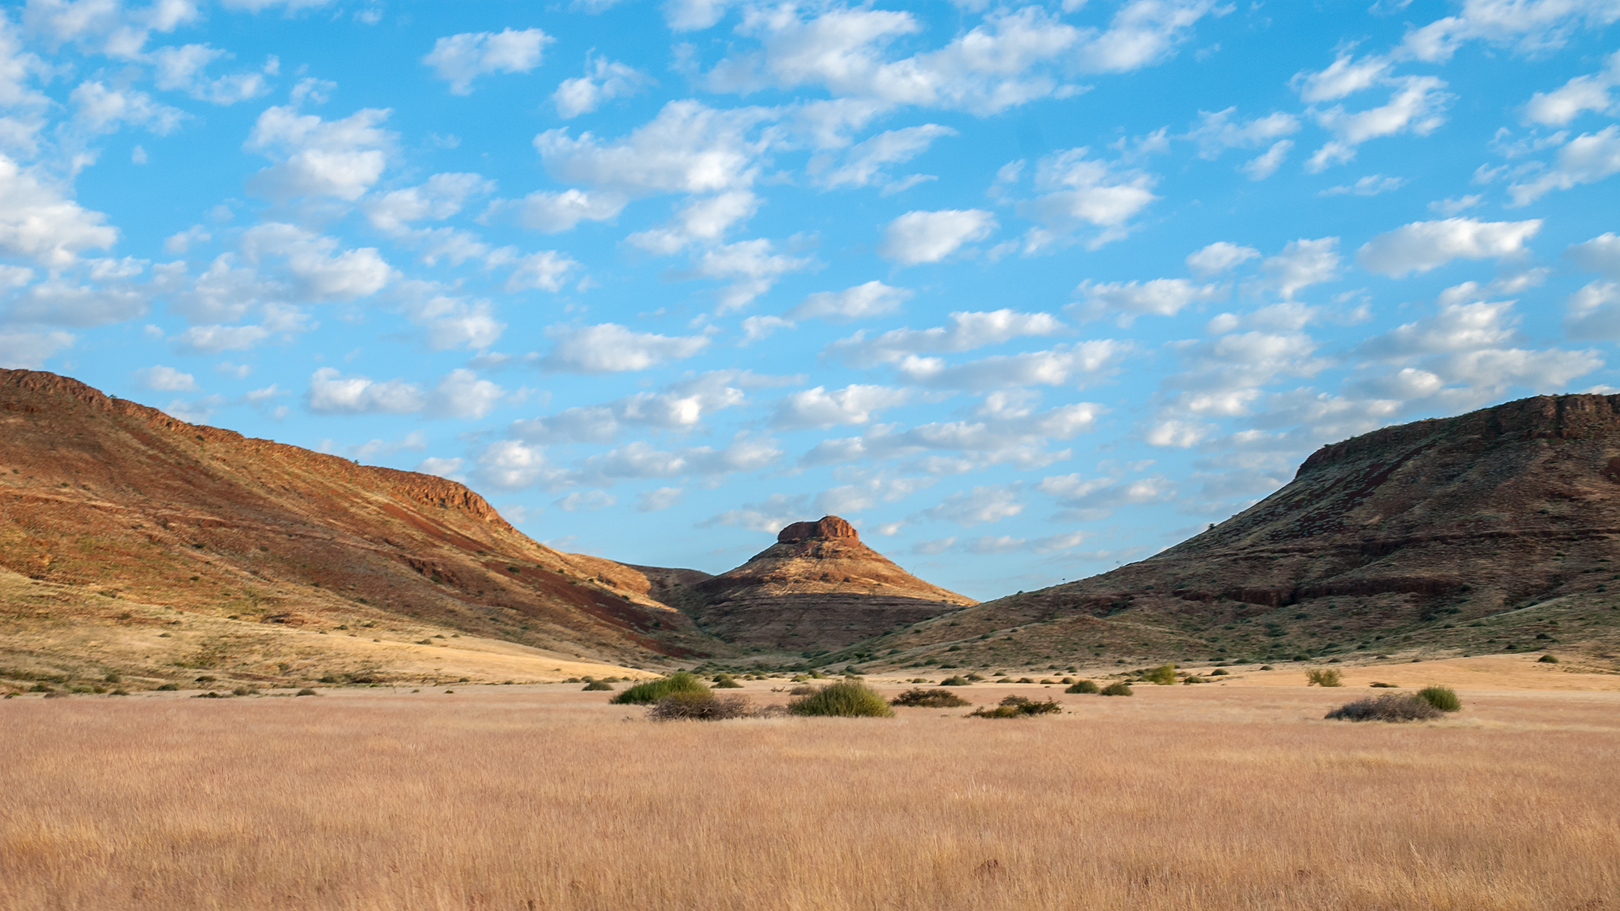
[240,222,395,300]
[363,172,494,233]
[306,367,424,414]
[915,484,1022,526]
[426,369,505,419]
[1507,125,1620,205]
[1073,278,1226,324]
[1037,473,1174,520]
[5,275,149,327]
[1240,139,1293,180]
[1307,76,1450,171]
[771,384,908,429]
[1016,147,1157,249]
[71,81,185,133]
[423,28,553,95]
[172,324,271,354]
[0,330,74,369]
[488,188,628,233]
[476,440,559,490]
[1524,50,1620,126]
[627,190,758,254]
[787,280,910,321]
[554,54,650,117]
[827,309,1063,367]
[803,399,1103,472]
[245,104,393,201]
[1073,0,1220,74]
[1261,237,1342,299]
[894,342,1124,391]
[878,209,996,265]
[393,283,505,350]
[1564,280,1620,339]
[1321,174,1406,196]
[1402,0,1620,63]
[637,486,684,512]
[511,371,763,444]
[690,238,813,311]
[505,250,580,292]
[1183,107,1299,159]
[1293,53,1391,103]
[222,0,336,11]
[137,365,197,391]
[151,43,269,104]
[0,154,118,266]
[576,435,782,483]
[536,100,773,196]
[1357,217,1541,277]
[809,124,956,191]
[699,494,812,534]
[416,456,464,479]
[1186,241,1260,276]
[540,323,710,373]
[1569,233,1620,278]
[555,490,615,512]
[163,224,210,254]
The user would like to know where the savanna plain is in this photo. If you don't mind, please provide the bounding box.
[4,668,1619,911]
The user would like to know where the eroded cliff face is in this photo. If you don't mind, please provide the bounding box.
[883,394,1620,661]
[0,369,718,666]
[671,515,975,650]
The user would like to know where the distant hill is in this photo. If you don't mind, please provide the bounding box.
[0,369,720,690]
[658,515,976,651]
[847,395,1620,669]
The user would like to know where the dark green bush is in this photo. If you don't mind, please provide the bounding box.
[1099,682,1133,697]
[612,672,709,705]
[711,673,743,688]
[891,688,970,708]
[1539,654,1559,664]
[1210,668,1229,676]
[939,676,971,686]
[648,690,752,720]
[788,684,817,695]
[1143,664,1176,685]
[1326,694,1442,722]
[1415,686,1460,712]
[295,688,318,696]
[1066,679,1100,694]
[788,680,893,717]
[1369,681,1398,688]
[970,696,1062,718]
[582,680,614,691]
[156,683,179,691]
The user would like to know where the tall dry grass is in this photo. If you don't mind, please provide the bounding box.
[2,685,1618,910]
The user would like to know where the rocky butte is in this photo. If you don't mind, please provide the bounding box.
[663,515,976,651]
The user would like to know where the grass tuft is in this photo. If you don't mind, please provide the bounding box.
[1306,668,1343,687]
[611,672,709,705]
[970,696,1062,718]
[582,680,614,691]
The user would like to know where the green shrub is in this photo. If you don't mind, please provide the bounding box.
[1143,664,1176,685]
[648,690,753,720]
[971,696,1062,718]
[788,680,893,717]
[1538,654,1559,663]
[939,676,971,686]
[891,688,971,708]
[612,672,709,705]
[1415,686,1460,712]
[1306,668,1343,687]
[295,687,318,696]
[1100,682,1133,697]
[1182,675,1206,684]
[582,680,614,691]
[711,673,743,688]
[156,683,179,691]
[1210,668,1229,676]
[1369,681,1398,688]
[1066,679,1100,694]
[788,684,817,695]
[1326,694,1442,722]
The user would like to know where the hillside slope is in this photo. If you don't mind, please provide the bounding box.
[0,369,720,690]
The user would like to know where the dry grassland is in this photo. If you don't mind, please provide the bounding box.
[3,683,1618,911]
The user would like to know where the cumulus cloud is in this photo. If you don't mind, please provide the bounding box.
[1293,53,1391,103]
[574,435,782,484]
[771,384,909,429]
[803,399,1104,472]
[1183,107,1299,160]
[808,124,956,192]
[1568,233,1620,277]
[510,370,765,444]
[1402,0,1620,63]
[0,330,74,369]
[1507,125,1620,205]
[637,486,684,512]
[476,440,560,490]
[362,172,494,233]
[172,324,271,354]
[786,280,910,323]
[554,54,651,117]
[423,28,553,95]
[306,367,425,414]
[1321,174,1406,196]
[137,365,198,391]
[1186,241,1260,276]
[1037,473,1175,520]
[245,104,393,201]
[826,309,1063,367]
[486,188,627,233]
[914,484,1022,526]
[240,223,395,300]
[1524,50,1620,126]
[505,250,580,292]
[1072,278,1226,325]
[1015,147,1158,249]
[1564,280,1620,339]
[151,43,270,104]
[70,81,186,133]
[0,154,118,266]
[540,323,710,373]
[628,190,759,254]
[878,209,996,265]
[1357,218,1541,277]
[1260,237,1342,299]
[699,493,812,534]
[536,100,773,196]
[688,238,814,311]
[1307,76,1451,171]
[894,342,1125,391]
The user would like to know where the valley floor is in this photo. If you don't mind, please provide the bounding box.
[4,677,1619,910]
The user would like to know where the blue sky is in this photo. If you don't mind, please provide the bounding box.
[2,0,1619,599]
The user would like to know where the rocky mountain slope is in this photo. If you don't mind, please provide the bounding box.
[0,369,719,690]
[661,516,976,650]
[851,394,1620,668]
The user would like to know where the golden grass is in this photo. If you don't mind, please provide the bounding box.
[3,683,1618,910]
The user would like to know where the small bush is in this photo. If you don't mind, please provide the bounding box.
[612,672,709,705]
[712,674,744,689]
[939,676,971,686]
[1143,664,1176,685]
[1326,694,1442,722]
[295,687,319,696]
[232,686,255,696]
[1100,682,1133,697]
[582,680,614,691]
[1415,686,1461,712]
[1539,654,1559,663]
[156,683,180,691]
[648,690,753,721]
[788,684,817,695]
[1306,668,1343,687]
[788,680,893,717]
[1210,668,1229,676]
[891,688,971,708]
[1369,681,1398,688]
[1182,675,1206,685]
[1066,679,1100,694]
[971,695,1062,718]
